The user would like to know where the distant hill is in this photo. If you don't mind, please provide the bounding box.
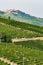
[0,9,43,26]
[0,11,5,16]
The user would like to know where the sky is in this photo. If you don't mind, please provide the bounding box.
[0,0,43,18]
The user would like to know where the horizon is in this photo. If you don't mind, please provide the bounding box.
[0,0,43,18]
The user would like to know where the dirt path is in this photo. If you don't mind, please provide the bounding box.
[11,37,43,42]
[0,57,17,65]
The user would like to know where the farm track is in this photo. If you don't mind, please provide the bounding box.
[0,57,17,65]
[12,37,43,42]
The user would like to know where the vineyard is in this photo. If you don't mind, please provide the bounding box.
[0,21,43,42]
[0,41,43,65]
[0,60,10,65]
[0,17,43,34]
[0,18,43,65]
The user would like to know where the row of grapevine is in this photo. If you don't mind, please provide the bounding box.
[0,41,43,65]
[0,17,43,34]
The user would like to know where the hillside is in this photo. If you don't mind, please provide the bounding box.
[0,18,43,40]
[0,41,43,65]
[0,22,43,42]
[0,9,43,26]
[0,17,43,65]
[0,17,43,33]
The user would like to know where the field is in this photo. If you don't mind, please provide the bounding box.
[0,18,43,40]
[0,18,43,34]
[0,22,43,41]
[0,60,9,65]
[0,41,43,65]
[0,17,43,65]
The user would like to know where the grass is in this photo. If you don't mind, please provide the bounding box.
[0,60,10,65]
[0,23,43,39]
[0,17,43,34]
[0,41,43,65]
[0,17,43,65]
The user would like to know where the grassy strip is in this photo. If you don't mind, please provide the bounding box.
[0,22,43,40]
[0,41,43,65]
[0,18,43,34]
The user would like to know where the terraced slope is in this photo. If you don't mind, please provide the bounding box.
[0,41,43,65]
[0,18,43,65]
[0,18,43,34]
[0,22,43,40]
